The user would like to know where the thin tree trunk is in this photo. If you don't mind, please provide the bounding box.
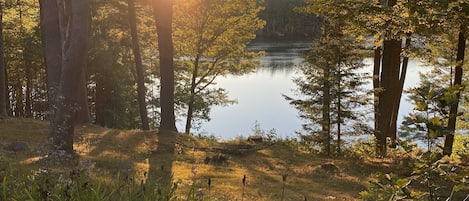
[14,82,24,117]
[373,46,382,154]
[75,71,90,124]
[444,24,466,156]
[128,0,150,130]
[185,58,200,134]
[323,66,331,156]
[389,36,410,148]
[24,50,33,118]
[0,2,6,118]
[95,75,106,126]
[337,68,341,156]
[153,0,177,131]
[4,61,9,116]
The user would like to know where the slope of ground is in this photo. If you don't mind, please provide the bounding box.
[0,118,462,200]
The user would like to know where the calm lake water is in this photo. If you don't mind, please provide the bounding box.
[182,38,431,139]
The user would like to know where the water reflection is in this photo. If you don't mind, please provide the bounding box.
[191,39,430,140]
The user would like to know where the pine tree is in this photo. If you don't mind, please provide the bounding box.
[285,11,370,156]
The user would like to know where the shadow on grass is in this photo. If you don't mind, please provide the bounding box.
[147,128,178,183]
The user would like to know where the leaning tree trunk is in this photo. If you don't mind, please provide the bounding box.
[153,0,177,131]
[128,0,150,130]
[0,2,6,118]
[48,0,91,154]
[444,24,466,156]
[389,36,410,148]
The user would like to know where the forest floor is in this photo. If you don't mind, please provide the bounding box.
[0,118,466,200]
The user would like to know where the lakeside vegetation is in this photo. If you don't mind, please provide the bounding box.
[0,0,468,200]
[1,118,468,200]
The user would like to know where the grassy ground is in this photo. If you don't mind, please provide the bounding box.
[0,118,464,200]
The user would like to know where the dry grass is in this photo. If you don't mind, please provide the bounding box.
[0,118,409,201]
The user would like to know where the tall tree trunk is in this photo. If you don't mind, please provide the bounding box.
[24,49,33,118]
[337,69,342,156]
[94,75,107,126]
[375,0,407,156]
[377,39,402,156]
[14,82,24,117]
[153,0,177,131]
[0,2,6,118]
[39,0,62,121]
[128,0,150,130]
[4,62,9,116]
[373,46,383,154]
[323,66,331,156]
[444,24,466,156]
[389,36,410,148]
[49,0,91,153]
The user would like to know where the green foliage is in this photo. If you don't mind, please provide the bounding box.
[399,67,464,150]
[3,0,47,118]
[0,162,181,201]
[250,120,279,142]
[87,0,157,129]
[285,2,370,156]
[173,0,265,132]
[453,134,469,162]
[343,137,377,159]
[360,147,469,200]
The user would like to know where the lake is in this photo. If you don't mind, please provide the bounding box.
[179,38,432,140]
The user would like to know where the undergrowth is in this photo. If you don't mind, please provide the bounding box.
[1,161,179,201]
[359,141,469,201]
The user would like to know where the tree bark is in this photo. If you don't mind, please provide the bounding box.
[75,71,91,124]
[24,47,33,118]
[337,66,342,156]
[0,2,6,118]
[444,24,466,156]
[48,0,92,153]
[3,62,9,116]
[377,39,402,156]
[128,0,150,130]
[14,82,24,117]
[323,65,331,156]
[153,0,177,131]
[373,46,382,154]
[39,0,62,121]
[389,36,410,148]
[375,0,407,156]
[185,57,200,134]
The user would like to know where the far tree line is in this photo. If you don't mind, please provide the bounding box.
[0,0,467,158]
